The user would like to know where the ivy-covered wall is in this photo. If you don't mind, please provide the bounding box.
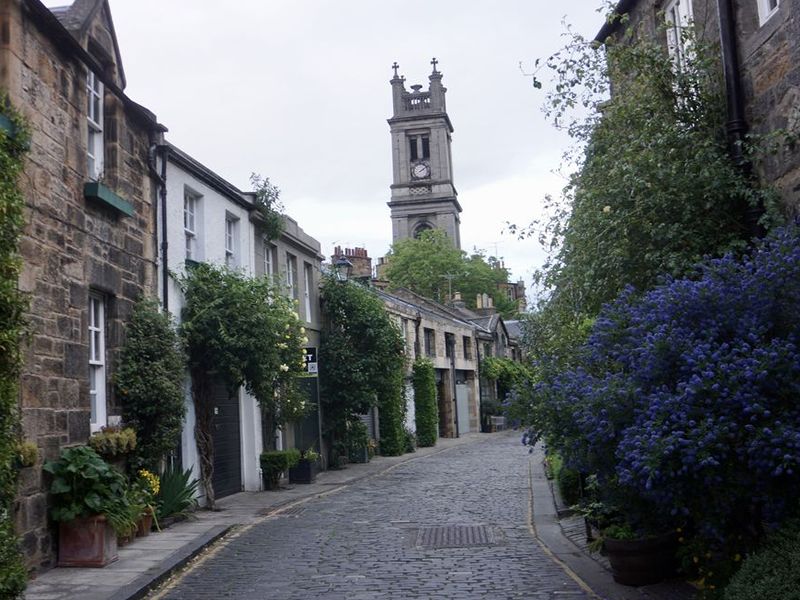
[0,96,30,600]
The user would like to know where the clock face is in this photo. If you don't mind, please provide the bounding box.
[412,162,430,179]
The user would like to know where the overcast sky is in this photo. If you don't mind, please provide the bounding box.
[68,1,604,300]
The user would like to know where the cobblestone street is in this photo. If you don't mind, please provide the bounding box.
[152,433,592,599]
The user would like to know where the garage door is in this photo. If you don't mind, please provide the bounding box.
[211,382,242,499]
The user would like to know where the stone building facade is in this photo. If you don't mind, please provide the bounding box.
[1,0,163,570]
[387,60,462,248]
[596,0,799,211]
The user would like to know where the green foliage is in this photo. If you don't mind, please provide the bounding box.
[117,298,186,471]
[319,276,406,458]
[43,446,134,535]
[15,441,38,468]
[385,230,518,318]
[250,173,284,242]
[0,95,29,598]
[344,420,369,457]
[155,466,199,521]
[412,358,438,447]
[515,27,782,365]
[0,524,27,598]
[556,463,581,507]
[403,428,417,453]
[259,449,300,487]
[180,263,307,506]
[723,522,800,600]
[87,426,137,458]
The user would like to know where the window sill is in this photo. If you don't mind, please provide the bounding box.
[84,182,134,217]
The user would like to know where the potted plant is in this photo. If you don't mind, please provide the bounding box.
[260,449,300,490]
[43,446,134,567]
[131,469,160,536]
[601,524,679,586]
[87,425,137,472]
[288,447,320,484]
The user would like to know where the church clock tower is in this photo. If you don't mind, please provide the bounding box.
[387,59,462,249]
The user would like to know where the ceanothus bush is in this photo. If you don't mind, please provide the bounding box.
[531,225,800,542]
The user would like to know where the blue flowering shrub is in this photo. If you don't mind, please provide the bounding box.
[526,226,800,574]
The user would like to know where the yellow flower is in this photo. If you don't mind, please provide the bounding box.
[300,327,306,334]
[734,553,741,562]
[279,364,289,372]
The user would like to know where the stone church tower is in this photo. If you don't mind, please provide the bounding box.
[387,59,462,249]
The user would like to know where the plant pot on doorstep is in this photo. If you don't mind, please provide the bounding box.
[262,472,282,491]
[348,446,369,464]
[58,515,118,567]
[289,459,319,484]
[136,510,154,537]
[604,531,678,586]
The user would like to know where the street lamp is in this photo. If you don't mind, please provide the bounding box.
[333,256,353,282]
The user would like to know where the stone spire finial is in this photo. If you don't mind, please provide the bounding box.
[392,62,400,78]
[431,57,439,74]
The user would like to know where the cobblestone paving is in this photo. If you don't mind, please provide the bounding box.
[155,434,592,599]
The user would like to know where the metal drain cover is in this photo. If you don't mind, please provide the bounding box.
[416,525,495,549]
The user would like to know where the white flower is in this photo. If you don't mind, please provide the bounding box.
[301,336,309,345]
[300,327,306,335]
[603,205,612,213]
[279,364,289,372]
[277,342,288,349]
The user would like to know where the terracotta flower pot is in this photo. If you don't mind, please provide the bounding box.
[604,531,678,586]
[136,511,154,537]
[58,514,118,567]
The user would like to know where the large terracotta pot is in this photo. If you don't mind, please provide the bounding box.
[136,511,154,537]
[604,531,678,586]
[58,514,118,567]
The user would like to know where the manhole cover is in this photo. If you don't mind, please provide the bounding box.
[416,525,495,549]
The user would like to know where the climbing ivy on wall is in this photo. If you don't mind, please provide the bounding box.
[412,358,438,448]
[117,298,186,472]
[180,264,307,508]
[319,277,406,458]
[0,95,31,598]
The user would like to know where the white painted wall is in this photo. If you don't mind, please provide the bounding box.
[158,155,262,499]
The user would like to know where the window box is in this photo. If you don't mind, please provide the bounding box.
[84,182,134,217]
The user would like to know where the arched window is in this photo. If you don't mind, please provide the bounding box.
[413,223,433,239]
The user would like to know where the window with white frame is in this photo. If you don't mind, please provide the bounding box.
[286,253,298,300]
[664,0,693,70]
[86,70,104,179]
[89,294,106,432]
[757,0,779,25]
[303,262,313,321]
[225,215,238,267]
[184,190,198,260]
[264,240,275,278]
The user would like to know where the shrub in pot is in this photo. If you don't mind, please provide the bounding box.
[260,449,300,490]
[44,446,134,566]
[288,448,319,484]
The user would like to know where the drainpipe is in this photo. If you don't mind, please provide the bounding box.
[715,0,764,238]
[148,143,170,311]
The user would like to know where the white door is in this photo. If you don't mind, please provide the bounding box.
[456,383,470,435]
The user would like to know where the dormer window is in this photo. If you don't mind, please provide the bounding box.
[86,70,104,179]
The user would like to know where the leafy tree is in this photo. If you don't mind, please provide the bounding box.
[514,26,782,364]
[0,97,29,598]
[319,277,406,459]
[116,298,186,472]
[250,173,284,242]
[412,358,438,447]
[180,264,307,507]
[385,230,518,318]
